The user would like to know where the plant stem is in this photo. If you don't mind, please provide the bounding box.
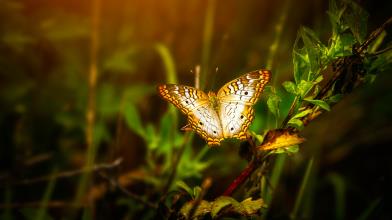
[290,157,314,219]
[75,0,101,205]
[200,0,215,89]
[223,159,256,196]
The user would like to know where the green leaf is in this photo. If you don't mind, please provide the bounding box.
[267,94,281,117]
[271,145,299,154]
[297,80,314,97]
[288,118,304,130]
[343,1,368,43]
[193,186,202,199]
[240,197,266,215]
[144,123,158,149]
[103,47,137,73]
[176,181,193,198]
[97,84,120,118]
[293,46,310,83]
[292,109,312,119]
[300,27,327,75]
[180,200,211,219]
[123,84,155,103]
[314,75,324,84]
[282,81,297,95]
[211,196,238,218]
[286,145,299,153]
[327,94,343,103]
[124,102,145,137]
[304,99,331,111]
[155,43,178,84]
[180,196,266,219]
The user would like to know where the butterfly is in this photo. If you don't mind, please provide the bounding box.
[158,70,271,146]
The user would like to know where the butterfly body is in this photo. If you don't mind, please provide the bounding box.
[158,70,271,146]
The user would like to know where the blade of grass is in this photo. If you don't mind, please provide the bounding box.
[356,197,382,220]
[327,173,346,220]
[265,0,291,128]
[34,168,58,220]
[290,157,314,219]
[262,154,286,217]
[156,43,179,131]
[74,0,101,206]
[200,0,216,89]
[155,43,178,85]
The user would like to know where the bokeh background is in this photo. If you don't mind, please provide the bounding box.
[1,0,392,219]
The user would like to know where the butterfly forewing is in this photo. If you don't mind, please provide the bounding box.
[158,84,223,145]
[217,70,271,138]
[217,70,271,104]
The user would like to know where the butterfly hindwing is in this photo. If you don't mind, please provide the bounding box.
[158,84,223,145]
[187,105,224,145]
[219,102,255,139]
[217,70,271,138]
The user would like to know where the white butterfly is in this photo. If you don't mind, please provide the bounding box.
[158,70,271,145]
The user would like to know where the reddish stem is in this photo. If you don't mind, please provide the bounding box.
[223,160,256,196]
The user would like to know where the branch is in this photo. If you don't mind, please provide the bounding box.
[222,16,392,197]
[98,172,158,209]
[1,158,122,187]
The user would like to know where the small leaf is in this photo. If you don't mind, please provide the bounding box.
[180,200,211,219]
[292,109,313,119]
[240,197,266,215]
[286,145,299,153]
[258,129,305,151]
[211,196,238,218]
[103,47,137,73]
[282,81,297,95]
[193,186,202,199]
[304,99,331,111]
[314,75,324,84]
[297,80,314,97]
[124,102,145,137]
[288,118,304,130]
[267,94,281,117]
[327,94,343,103]
[176,181,193,198]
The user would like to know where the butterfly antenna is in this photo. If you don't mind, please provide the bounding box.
[207,66,219,91]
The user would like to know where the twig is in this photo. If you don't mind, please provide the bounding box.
[223,160,256,196]
[280,96,300,128]
[1,158,122,187]
[98,172,158,209]
[161,66,200,195]
[357,16,392,54]
[188,177,212,218]
[372,45,392,56]
[0,201,85,209]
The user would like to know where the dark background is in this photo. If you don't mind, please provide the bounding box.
[0,0,391,219]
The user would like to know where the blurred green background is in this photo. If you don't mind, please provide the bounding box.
[0,0,391,219]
